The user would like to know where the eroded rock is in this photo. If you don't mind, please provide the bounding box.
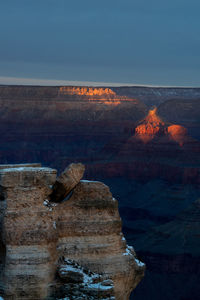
[135,107,165,143]
[0,164,145,300]
[50,163,85,202]
[167,124,188,146]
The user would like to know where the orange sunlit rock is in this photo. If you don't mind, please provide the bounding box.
[104,100,121,106]
[59,86,124,105]
[135,108,165,143]
[134,107,189,146]
[167,124,188,146]
[59,87,116,96]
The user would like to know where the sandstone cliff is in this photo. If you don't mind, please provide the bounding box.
[0,164,144,300]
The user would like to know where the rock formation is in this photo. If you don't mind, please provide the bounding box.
[135,107,165,143]
[0,163,145,300]
[134,107,188,146]
[167,124,188,146]
[50,163,85,202]
[59,87,116,97]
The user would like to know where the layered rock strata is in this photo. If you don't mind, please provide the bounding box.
[0,164,144,300]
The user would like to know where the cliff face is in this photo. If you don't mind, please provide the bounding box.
[0,164,144,300]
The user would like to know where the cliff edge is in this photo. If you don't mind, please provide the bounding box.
[0,163,144,300]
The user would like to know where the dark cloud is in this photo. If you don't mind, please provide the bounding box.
[0,0,200,85]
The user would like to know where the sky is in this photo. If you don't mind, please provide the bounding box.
[0,0,200,86]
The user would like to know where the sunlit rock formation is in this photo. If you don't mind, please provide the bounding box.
[59,86,135,106]
[0,164,145,300]
[59,87,116,96]
[167,124,188,146]
[134,107,188,146]
[135,107,165,143]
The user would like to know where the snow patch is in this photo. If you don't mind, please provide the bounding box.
[59,259,99,285]
[134,258,145,267]
[81,180,98,183]
[59,258,114,293]
[43,199,57,211]
[87,282,113,291]
[43,199,49,206]
[123,245,134,256]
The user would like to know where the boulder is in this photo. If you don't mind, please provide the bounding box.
[50,163,85,202]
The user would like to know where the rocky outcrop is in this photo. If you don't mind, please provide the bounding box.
[0,164,144,300]
[56,258,115,299]
[50,163,85,202]
[135,107,165,143]
[134,107,188,146]
[167,124,188,146]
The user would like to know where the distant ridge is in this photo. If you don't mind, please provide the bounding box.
[0,76,200,88]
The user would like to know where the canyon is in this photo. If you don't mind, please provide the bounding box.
[0,85,200,300]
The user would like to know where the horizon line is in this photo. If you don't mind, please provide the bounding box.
[0,76,199,88]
